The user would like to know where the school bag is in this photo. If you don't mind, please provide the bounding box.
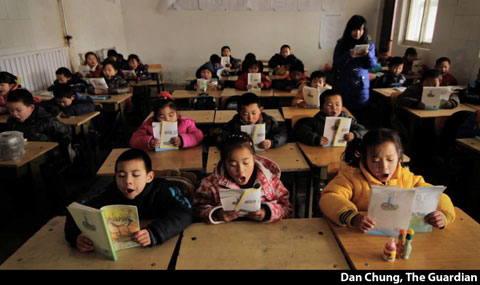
[192,93,216,110]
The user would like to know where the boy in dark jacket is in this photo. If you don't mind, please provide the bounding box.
[221,46,241,70]
[64,148,193,250]
[375,56,406,88]
[126,54,151,81]
[271,59,309,91]
[87,60,130,95]
[219,92,287,149]
[42,84,96,117]
[268,44,298,75]
[294,89,367,146]
[48,67,88,94]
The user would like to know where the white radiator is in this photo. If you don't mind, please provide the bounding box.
[0,47,71,92]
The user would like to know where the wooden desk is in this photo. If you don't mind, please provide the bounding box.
[143,110,215,125]
[273,89,298,98]
[172,90,222,99]
[282,106,354,120]
[97,145,203,176]
[329,207,480,270]
[0,141,58,217]
[220,76,238,82]
[456,138,480,155]
[206,143,309,174]
[373,88,402,98]
[221,88,273,97]
[214,109,284,124]
[0,114,7,124]
[0,216,179,270]
[176,218,349,270]
[465,103,480,111]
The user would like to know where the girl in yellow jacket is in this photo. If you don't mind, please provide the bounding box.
[319,128,455,232]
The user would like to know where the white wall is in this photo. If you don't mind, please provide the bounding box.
[121,0,382,84]
[0,0,65,56]
[392,0,480,84]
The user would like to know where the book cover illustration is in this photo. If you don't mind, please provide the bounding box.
[87,78,109,89]
[102,205,141,251]
[241,123,266,151]
[352,44,370,58]
[221,56,230,67]
[248,73,262,93]
[152,121,179,151]
[408,186,445,232]
[323,117,352,147]
[219,183,262,215]
[421,87,451,110]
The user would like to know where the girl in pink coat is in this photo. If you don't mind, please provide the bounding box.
[130,93,204,151]
[194,132,293,224]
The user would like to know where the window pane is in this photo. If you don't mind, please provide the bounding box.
[406,0,425,42]
[421,0,438,43]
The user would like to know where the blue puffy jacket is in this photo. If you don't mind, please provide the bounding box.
[333,40,377,110]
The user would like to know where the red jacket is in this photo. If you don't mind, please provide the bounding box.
[234,73,272,90]
[194,155,293,224]
[440,73,458,86]
[130,116,204,152]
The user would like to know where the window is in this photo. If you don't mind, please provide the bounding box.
[404,0,438,45]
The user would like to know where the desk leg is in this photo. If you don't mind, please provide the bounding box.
[28,156,50,219]
[118,101,129,146]
[406,115,418,156]
[81,121,97,176]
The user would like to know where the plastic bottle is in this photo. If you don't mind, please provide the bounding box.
[403,229,415,259]
[396,229,407,256]
[383,237,397,262]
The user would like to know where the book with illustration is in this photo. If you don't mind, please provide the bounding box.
[219,183,262,214]
[366,186,445,236]
[421,87,451,110]
[323,117,352,147]
[152,121,179,151]
[221,56,230,67]
[87,78,109,89]
[248,73,262,93]
[122,70,137,79]
[67,202,141,261]
[241,123,266,151]
[302,86,332,108]
[352,44,370,57]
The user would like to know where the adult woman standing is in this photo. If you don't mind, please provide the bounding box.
[333,15,377,123]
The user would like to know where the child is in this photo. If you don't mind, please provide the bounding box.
[221,46,241,69]
[271,59,308,91]
[374,57,406,88]
[83,52,103,78]
[268,44,298,75]
[240,53,257,74]
[126,54,151,81]
[234,60,271,90]
[42,84,96,118]
[293,89,367,146]
[397,69,459,109]
[187,64,224,91]
[220,93,287,149]
[194,132,293,224]
[6,89,72,164]
[64,148,193,250]
[0,71,21,114]
[319,128,455,231]
[87,60,130,95]
[377,46,391,67]
[47,67,88,94]
[130,93,204,152]
[402,47,418,75]
[103,49,129,71]
[195,54,223,79]
[291,70,330,108]
[436,57,458,86]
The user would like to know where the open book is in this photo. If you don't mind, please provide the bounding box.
[122,70,137,79]
[366,186,446,236]
[67,202,141,261]
[241,123,266,151]
[421,87,451,110]
[219,183,262,214]
[152,121,179,151]
[411,60,423,73]
[78,65,93,77]
[323,117,352,147]
[196,78,218,92]
[221,56,230,67]
[303,86,332,108]
[87,78,109,89]
[352,44,370,58]
[248,73,262,93]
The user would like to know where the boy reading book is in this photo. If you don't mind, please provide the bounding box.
[64,148,193,251]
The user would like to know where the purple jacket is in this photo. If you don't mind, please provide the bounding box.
[130,116,204,151]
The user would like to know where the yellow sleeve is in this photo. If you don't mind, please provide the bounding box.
[319,171,358,226]
[437,193,456,227]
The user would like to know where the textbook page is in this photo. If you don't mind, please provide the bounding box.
[196,78,208,92]
[367,186,416,237]
[122,70,136,79]
[219,183,262,214]
[323,117,352,147]
[67,202,117,261]
[87,78,109,89]
[303,86,332,108]
[101,205,141,251]
[153,121,179,151]
[421,87,451,110]
[248,73,262,93]
[221,56,230,66]
[408,186,445,232]
[241,123,266,151]
[79,65,92,77]
[352,44,370,58]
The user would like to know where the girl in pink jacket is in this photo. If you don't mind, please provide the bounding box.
[194,132,293,224]
[130,94,204,151]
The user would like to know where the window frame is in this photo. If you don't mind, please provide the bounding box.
[402,0,438,47]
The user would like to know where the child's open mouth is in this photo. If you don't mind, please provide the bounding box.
[381,173,390,179]
[126,188,134,194]
[238,176,247,184]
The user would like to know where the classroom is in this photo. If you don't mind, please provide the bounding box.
[0,0,480,272]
